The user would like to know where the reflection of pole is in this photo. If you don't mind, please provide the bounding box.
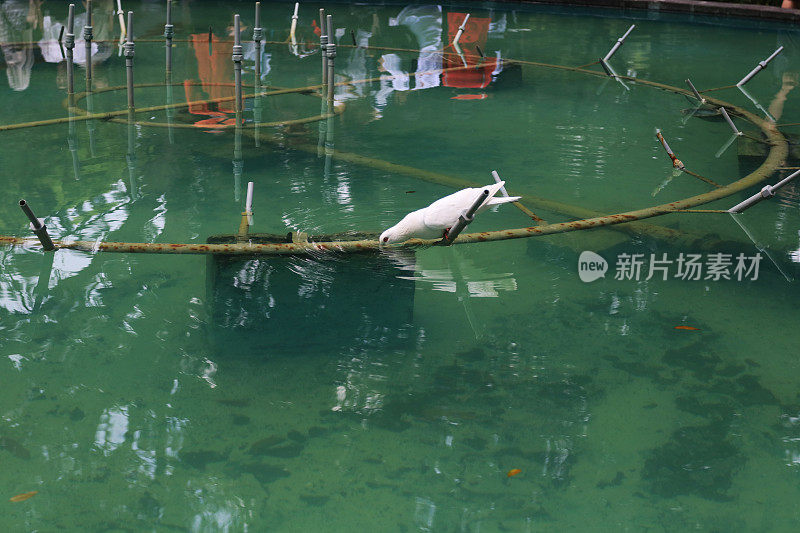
[124,11,135,110]
[737,84,776,123]
[289,2,299,45]
[729,213,792,282]
[714,133,738,159]
[84,0,93,83]
[326,15,336,105]
[453,13,470,54]
[254,76,262,147]
[33,251,56,312]
[319,9,327,93]
[165,72,175,144]
[66,4,75,102]
[444,247,482,341]
[68,105,80,180]
[233,14,243,114]
[324,107,334,178]
[127,109,137,200]
[317,98,327,157]
[116,0,126,54]
[164,0,173,76]
[234,114,243,202]
[85,81,96,157]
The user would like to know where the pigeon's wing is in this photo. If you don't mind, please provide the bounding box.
[422,188,482,230]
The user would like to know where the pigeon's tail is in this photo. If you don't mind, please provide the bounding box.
[480,180,521,208]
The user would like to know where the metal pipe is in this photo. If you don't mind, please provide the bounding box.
[84,0,93,83]
[326,14,336,104]
[603,24,635,62]
[655,129,684,170]
[253,2,263,80]
[124,11,134,109]
[245,181,254,226]
[233,14,243,114]
[66,4,75,98]
[320,9,328,91]
[165,0,173,75]
[19,200,55,251]
[491,170,510,197]
[685,78,705,103]
[718,107,741,136]
[737,46,783,87]
[442,189,489,245]
[728,169,800,213]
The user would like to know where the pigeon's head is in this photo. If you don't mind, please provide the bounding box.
[379,223,410,245]
[379,225,402,245]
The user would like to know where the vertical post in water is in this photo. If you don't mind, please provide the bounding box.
[124,11,135,109]
[84,0,93,83]
[66,4,75,103]
[164,0,173,76]
[233,14,243,115]
[253,2,263,146]
[253,2,263,81]
[326,14,336,105]
[164,0,174,143]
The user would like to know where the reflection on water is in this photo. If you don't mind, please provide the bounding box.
[2,0,800,531]
[208,252,417,353]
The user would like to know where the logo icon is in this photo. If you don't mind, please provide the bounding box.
[578,251,608,283]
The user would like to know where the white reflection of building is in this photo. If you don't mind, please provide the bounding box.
[0,0,34,90]
[94,405,129,456]
[374,5,443,117]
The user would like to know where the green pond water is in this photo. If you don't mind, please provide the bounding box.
[2,0,800,530]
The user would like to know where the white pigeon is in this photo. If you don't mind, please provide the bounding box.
[379,181,521,244]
